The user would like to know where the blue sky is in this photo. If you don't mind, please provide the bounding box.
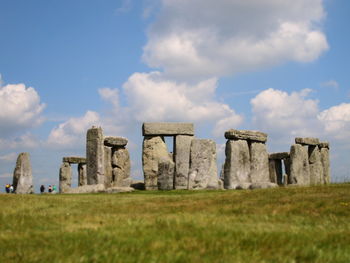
[0,0,350,191]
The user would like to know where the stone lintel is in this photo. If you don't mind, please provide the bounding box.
[295,137,320,146]
[104,136,128,147]
[224,129,267,142]
[142,122,194,136]
[318,142,330,149]
[269,152,290,160]
[62,157,86,164]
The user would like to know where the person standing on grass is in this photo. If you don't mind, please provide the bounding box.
[5,184,10,193]
[40,185,45,194]
[52,185,57,193]
[9,185,14,193]
[48,185,52,193]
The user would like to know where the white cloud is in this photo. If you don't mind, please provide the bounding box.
[143,0,328,79]
[123,71,243,135]
[318,103,350,140]
[0,83,45,136]
[47,111,101,148]
[251,88,321,140]
[0,133,41,150]
[320,80,339,89]
[0,152,18,162]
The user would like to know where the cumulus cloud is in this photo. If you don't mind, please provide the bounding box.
[143,0,328,79]
[318,103,350,140]
[251,88,321,140]
[47,111,100,148]
[0,83,45,136]
[123,71,243,135]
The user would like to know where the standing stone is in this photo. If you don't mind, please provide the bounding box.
[320,147,330,184]
[174,135,193,189]
[224,140,250,189]
[13,152,33,194]
[143,122,194,136]
[59,162,72,193]
[283,157,291,182]
[112,147,131,187]
[142,136,172,190]
[189,139,218,189]
[289,144,310,185]
[86,127,105,185]
[269,159,283,185]
[309,145,324,185]
[104,146,113,188]
[78,163,87,186]
[157,158,175,190]
[250,142,270,183]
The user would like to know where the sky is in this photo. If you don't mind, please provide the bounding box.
[0,0,350,191]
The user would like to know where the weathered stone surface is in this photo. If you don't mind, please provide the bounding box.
[157,158,175,190]
[104,146,113,188]
[224,140,250,189]
[309,145,324,185]
[59,162,72,193]
[104,136,128,147]
[269,152,290,160]
[13,152,33,194]
[295,137,320,146]
[65,184,105,194]
[233,183,252,190]
[250,142,270,183]
[282,174,288,186]
[62,157,86,164]
[142,122,194,136]
[269,159,283,185]
[112,148,131,187]
[320,148,330,184]
[319,142,330,149]
[250,182,278,189]
[142,136,172,190]
[189,139,218,189]
[174,135,193,189]
[283,157,291,180]
[289,144,310,185]
[86,127,105,185]
[224,129,267,142]
[78,163,87,186]
[104,186,134,193]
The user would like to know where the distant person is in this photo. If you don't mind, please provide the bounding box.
[5,184,10,193]
[48,185,52,193]
[40,185,45,194]
[52,185,57,193]
[9,185,14,193]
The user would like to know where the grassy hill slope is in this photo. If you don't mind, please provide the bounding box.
[1,184,350,263]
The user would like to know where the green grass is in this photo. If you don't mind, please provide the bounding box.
[1,184,350,263]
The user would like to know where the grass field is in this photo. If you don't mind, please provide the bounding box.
[1,184,350,263]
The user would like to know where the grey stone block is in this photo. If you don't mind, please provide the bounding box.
[295,137,320,146]
[157,158,175,190]
[62,157,86,164]
[104,136,128,147]
[224,129,267,142]
[142,122,194,136]
[78,163,87,186]
[59,162,72,193]
[318,142,330,149]
[269,152,290,160]
[86,127,105,185]
[174,135,193,189]
[13,152,33,194]
[290,144,310,186]
[250,142,270,183]
[320,148,330,184]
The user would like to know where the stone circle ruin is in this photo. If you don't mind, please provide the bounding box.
[8,122,331,194]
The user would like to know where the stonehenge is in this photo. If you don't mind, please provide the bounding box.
[223,129,276,189]
[58,126,131,193]
[142,122,219,190]
[8,122,331,194]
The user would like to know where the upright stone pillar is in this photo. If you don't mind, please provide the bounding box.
[189,139,218,189]
[112,147,131,187]
[174,135,193,189]
[269,159,282,184]
[78,163,87,186]
[319,142,330,184]
[86,127,105,185]
[250,142,270,183]
[59,162,72,193]
[224,140,251,189]
[158,158,175,190]
[309,145,324,185]
[289,144,310,186]
[104,146,113,188]
[142,136,172,190]
[13,152,33,194]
